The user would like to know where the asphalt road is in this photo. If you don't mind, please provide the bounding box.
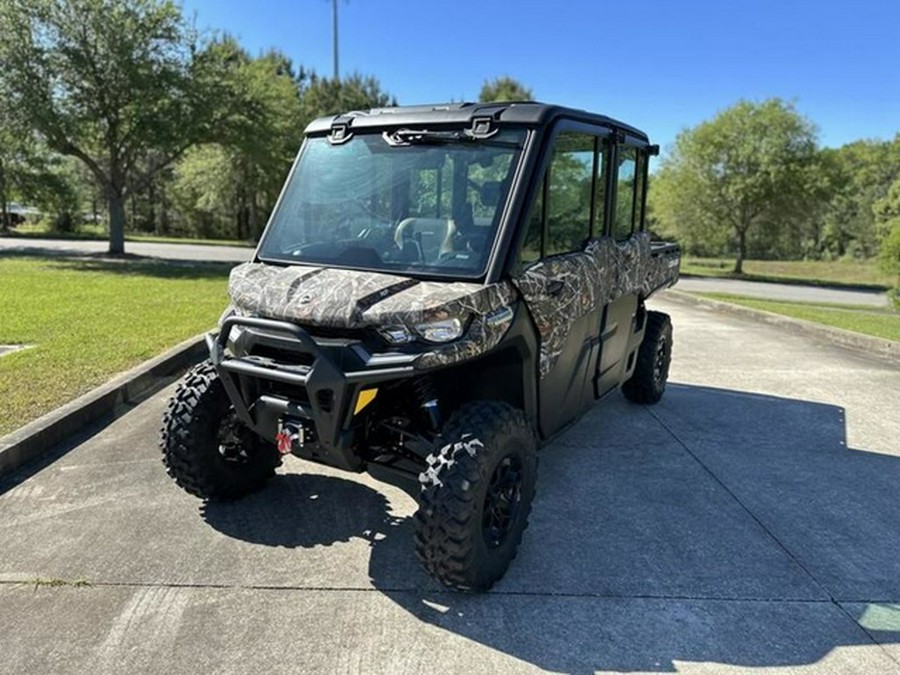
[0,236,890,306]
[0,236,255,263]
[1,298,900,674]
[676,276,890,307]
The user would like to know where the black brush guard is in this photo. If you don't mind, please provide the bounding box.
[207,315,417,471]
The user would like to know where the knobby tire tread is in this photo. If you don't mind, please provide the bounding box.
[414,401,538,591]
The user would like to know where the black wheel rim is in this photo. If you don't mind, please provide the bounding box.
[653,336,669,385]
[482,454,524,549]
[216,410,253,465]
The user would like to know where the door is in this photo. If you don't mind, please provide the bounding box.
[595,143,643,396]
[513,128,608,437]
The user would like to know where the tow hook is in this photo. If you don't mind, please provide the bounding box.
[275,419,314,455]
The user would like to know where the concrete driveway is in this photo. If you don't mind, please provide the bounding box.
[0,295,898,674]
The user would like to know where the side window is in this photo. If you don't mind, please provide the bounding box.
[519,180,543,266]
[634,151,646,232]
[613,146,637,240]
[545,132,594,256]
[593,140,608,237]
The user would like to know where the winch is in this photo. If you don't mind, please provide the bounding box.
[275,418,317,455]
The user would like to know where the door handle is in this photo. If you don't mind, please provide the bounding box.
[546,278,565,297]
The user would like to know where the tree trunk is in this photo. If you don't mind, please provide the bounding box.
[148,180,156,233]
[0,158,7,232]
[734,228,747,274]
[236,189,246,241]
[249,193,260,241]
[108,191,126,255]
[159,183,169,236]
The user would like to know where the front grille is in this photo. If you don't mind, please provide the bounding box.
[260,378,311,405]
[304,325,368,341]
[316,389,335,413]
[248,344,315,368]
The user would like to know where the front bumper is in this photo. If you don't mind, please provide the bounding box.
[207,315,417,471]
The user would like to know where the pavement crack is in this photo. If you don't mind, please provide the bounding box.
[2,579,898,605]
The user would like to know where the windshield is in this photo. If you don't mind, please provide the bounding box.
[257,128,527,278]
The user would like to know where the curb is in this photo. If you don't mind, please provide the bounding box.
[660,289,899,363]
[0,334,207,477]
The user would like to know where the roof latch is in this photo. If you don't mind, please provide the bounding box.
[465,116,498,140]
[328,122,352,145]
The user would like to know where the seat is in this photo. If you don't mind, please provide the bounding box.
[443,202,485,258]
[394,218,456,263]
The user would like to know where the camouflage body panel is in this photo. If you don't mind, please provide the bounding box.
[643,241,681,298]
[383,282,518,370]
[227,263,517,369]
[513,232,679,378]
[227,230,678,376]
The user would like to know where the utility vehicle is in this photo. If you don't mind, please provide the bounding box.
[161,102,680,591]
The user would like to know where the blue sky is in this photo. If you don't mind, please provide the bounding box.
[181,0,899,154]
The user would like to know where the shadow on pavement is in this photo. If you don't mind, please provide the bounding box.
[202,383,900,672]
[0,249,235,280]
[201,473,405,550]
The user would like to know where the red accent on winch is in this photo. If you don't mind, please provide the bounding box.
[275,431,293,455]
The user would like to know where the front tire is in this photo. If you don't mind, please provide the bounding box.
[160,361,279,500]
[622,310,673,404]
[414,401,538,591]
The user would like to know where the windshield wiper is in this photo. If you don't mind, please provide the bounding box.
[383,128,521,149]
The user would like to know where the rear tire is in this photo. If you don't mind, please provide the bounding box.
[414,401,538,591]
[160,361,279,500]
[622,310,673,404]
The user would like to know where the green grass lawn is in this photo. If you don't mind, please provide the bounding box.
[683,257,895,290]
[0,256,232,436]
[5,221,253,248]
[697,292,900,342]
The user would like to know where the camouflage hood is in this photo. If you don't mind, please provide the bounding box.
[228,263,516,330]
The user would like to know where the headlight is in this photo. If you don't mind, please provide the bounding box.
[415,318,463,343]
[378,325,414,345]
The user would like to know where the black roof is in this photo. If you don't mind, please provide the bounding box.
[304,101,649,142]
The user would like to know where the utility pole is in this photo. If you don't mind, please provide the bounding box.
[332,0,339,81]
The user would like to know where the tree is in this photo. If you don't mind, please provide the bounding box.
[874,177,900,305]
[479,76,533,103]
[299,72,395,124]
[170,144,236,238]
[0,0,226,254]
[0,107,78,230]
[169,42,306,240]
[170,57,394,241]
[0,110,40,230]
[171,56,396,241]
[652,99,819,273]
[817,137,900,259]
